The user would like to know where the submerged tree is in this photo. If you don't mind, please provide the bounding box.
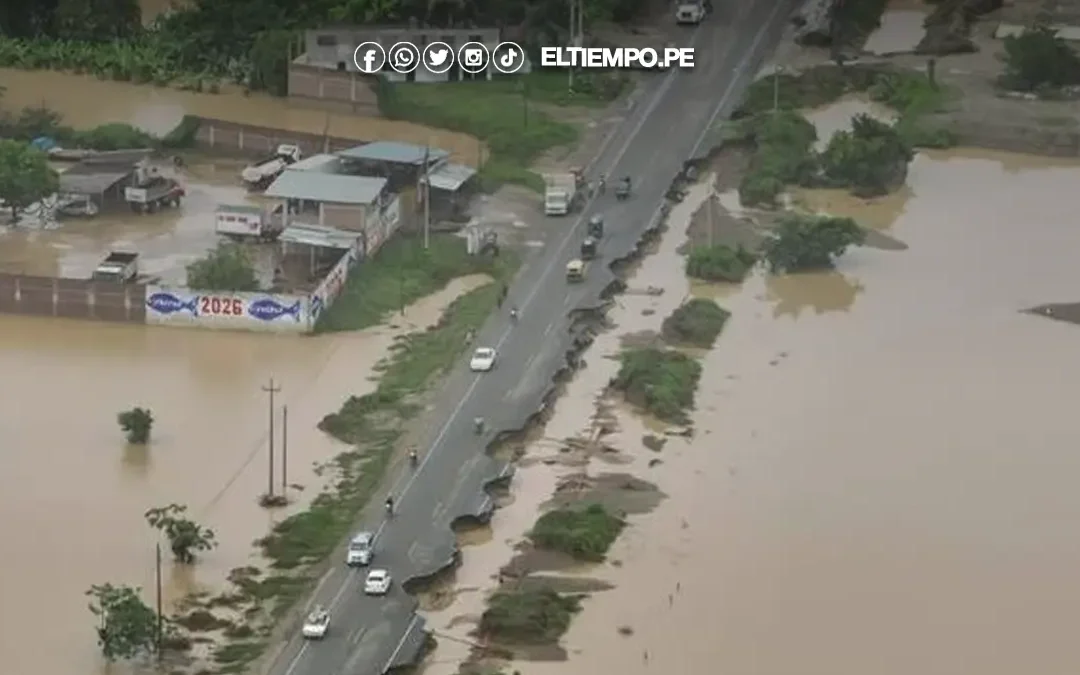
[762,214,866,273]
[0,140,59,221]
[117,407,154,444]
[145,503,217,564]
[185,243,259,292]
[86,583,158,661]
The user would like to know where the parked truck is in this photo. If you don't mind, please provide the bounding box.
[241,144,302,190]
[215,204,286,242]
[124,165,184,213]
[92,252,139,283]
[544,172,580,216]
[676,0,706,24]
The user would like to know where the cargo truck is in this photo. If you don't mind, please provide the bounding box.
[544,172,580,216]
[241,144,302,190]
[215,204,286,242]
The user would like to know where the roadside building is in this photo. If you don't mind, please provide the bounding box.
[289,26,531,111]
[57,150,152,211]
[336,141,477,221]
[263,170,401,257]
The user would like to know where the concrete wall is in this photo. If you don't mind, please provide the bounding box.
[192,117,370,158]
[287,64,380,115]
[144,287,312,332]
[0,274,146,322]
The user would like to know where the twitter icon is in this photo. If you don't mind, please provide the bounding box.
[423,42,455,74]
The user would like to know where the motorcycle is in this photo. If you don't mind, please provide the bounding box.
[615,177,631,201]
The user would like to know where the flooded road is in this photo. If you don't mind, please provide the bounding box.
[0,274,489,675]
[0,69,483,164]
[423,145,1080,675]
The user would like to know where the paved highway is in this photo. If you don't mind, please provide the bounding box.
[266,2,797,674]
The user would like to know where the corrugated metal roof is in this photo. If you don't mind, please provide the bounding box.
[428,163,476,191]
[280,223,360,250]
[59,168,131,195]
[288,153,342,173]
[265,171,386,205]
[336,141,450,165]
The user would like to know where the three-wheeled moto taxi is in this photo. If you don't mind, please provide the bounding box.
[581,236,597,260]
[566,259,585,282]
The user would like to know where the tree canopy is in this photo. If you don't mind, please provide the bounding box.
[762,214,866,273]
[145,504,217,564]
[0,140,59,221]
[86,583,158,661]
[1001,25,1080,91]
[185,243,260,292]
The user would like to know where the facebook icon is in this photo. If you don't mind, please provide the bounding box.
[353,42,386,74]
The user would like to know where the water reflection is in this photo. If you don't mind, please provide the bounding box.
[766,270,864,317]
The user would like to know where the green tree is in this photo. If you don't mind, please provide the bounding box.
[185,243,259,291]
[819,114,912,196]
[762,214,866,273]
[145,503,217,564]
[685,244,757,282]
[86,583,158,661]
[0,140,59,221]
[117,407,153,444]
[54,0,141,41]
[1002,25,1080,91]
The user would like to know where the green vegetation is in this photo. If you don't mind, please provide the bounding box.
[144,504,217,564]
[729,66,950,208]
[661,298,731,349]
[317,234,516,332]
[819,114,913,197]
[685,243,757,282]
[613,347,702,424]
[0,139,59,220]
[185,243,260,292]
[479,587,582,644]
[117,407,153,444]
[529,503,625,561]
[761,214,866,273]
[832,0,890,49]
[1000,25,1080,92]
[86,583,158,660]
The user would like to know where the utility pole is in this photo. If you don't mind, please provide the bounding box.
[155,543,164,660]
[281,405,288,493]
[421,143,431,250]
[262,378,280,497]
[772,66,782,113]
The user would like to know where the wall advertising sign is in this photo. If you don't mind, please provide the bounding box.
[145,286,311,333]
[308,249,354,324]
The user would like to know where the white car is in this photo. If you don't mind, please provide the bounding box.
[470,347,497,372]
[345,531,374,566]
[364,569,392,595]
[301,606,330,639]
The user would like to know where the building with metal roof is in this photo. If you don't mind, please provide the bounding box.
[337,142,449,166]
[427,163,477,192]
[287,153,342,174]
[265,171,386,205]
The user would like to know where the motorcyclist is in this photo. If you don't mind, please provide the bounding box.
[385,496,394,515]
[474,416,485,434]
[510,306,519,321]
[598,174,607,194]
[409,448,418,466]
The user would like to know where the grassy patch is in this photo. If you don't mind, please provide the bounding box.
[316,234,515,333]
[479,587,582,645]
[612,348,702,424]
[462,71,631,108]
[686,243,758,282]
[833,0,890,48]
[529,504,625,561]
[661,299,731,349]
[379,77,579,192]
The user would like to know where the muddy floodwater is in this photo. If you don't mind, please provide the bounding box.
[0,69,484,164]
[422,147,1080,675]
[0,275,488,675]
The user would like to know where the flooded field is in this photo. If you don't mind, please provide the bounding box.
[419,134,1080,674]
[0,169,268,283]
[0,274,488,675]
[0,69,484,164]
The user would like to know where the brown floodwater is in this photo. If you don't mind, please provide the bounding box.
[0,69,484,164]
[422,142,1080,675]
[0,274,489,675]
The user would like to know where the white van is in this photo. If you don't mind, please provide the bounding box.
[345,531,374,566]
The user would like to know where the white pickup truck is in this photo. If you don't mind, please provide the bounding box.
[92,252,139,283]
[676,0,706,24]
[215,204,285,242]
[544,172,580,216]
[241,144,302,190]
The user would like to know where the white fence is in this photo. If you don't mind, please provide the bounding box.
[145,286,312,333]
